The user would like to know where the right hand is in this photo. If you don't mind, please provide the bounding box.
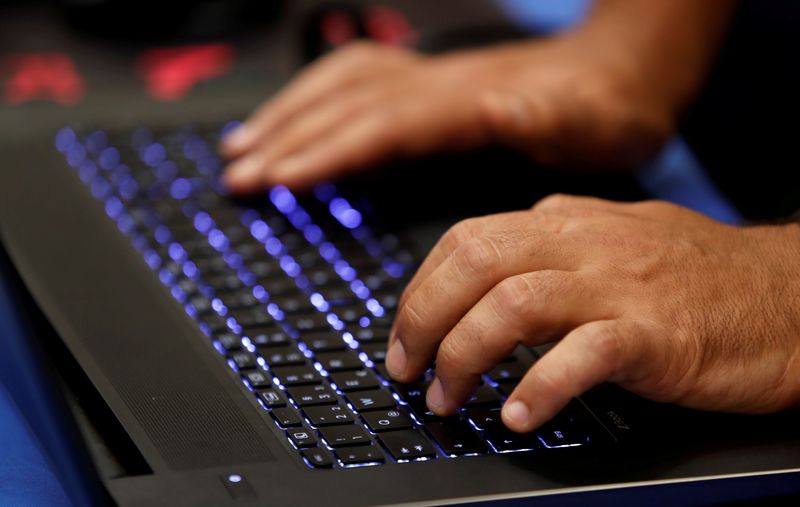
[220,35,675,193]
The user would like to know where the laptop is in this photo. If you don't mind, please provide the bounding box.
[2,124,800,507]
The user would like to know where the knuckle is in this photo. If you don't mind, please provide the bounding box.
[532,193,574,212]
[398,299,427,337]
[437,337,470,372]
[583,322,625,371]
[443,218,479,246]
[454,236,503,277]
[491,275,535,319]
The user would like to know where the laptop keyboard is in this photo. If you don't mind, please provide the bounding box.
[54,124,602,469]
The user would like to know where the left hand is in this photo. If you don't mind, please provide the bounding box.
[386,194,800,433]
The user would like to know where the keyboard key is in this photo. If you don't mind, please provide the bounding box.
[272,365,322,386]
[304,404,354,426]
[287,384,338,406]
[466,385,503,406]
[288,313,331,332]
[489,361,529,383]
[229,308,274,328]
[484,423,539,452]
[360,343,388,363]
[352,328,388,343]
[346,389,396,411]
[337,446,385,465]
[495,381,518,398]
[302,447,334,468]
[378,431,437,460]
[272,295,315,314]
[319,425,372,447]
[300,332,348,352]
[248,328,290,347]
[216,333,241,351]
[466,407,502,431]
[243,370,272,389]
[272,407,302,428]
[261,346,306,367]
[228,351,257,370]
[315,351,363,371]
[406,398,441,423]
[287,427,318,448]
[537,424,589,448]
[257,388,287,408]
[200,313,229,332]
[426,420,487,455]
[330,369,380,391]
[362,408,413,432]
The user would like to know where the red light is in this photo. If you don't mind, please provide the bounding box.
[137,43,234,101]
[321,11,359,48]
[3,53,86,106]
[364,6,416,46]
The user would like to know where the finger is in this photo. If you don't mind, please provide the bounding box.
[221,43,410,156]
[501,319,650,432]
[259,107,405,190]
[388,219,580,383]
[397,212,529,312]
[479,89,565,165]
[223,87,388,192]
[250,86,388,168]
[427,270,610,416]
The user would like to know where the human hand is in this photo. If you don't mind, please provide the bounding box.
[220,34,675,193]
[385,195,800,433]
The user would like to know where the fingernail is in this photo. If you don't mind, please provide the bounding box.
[221,124,252,150]
[503,400,530,427]
[386,339,407,378]
[426,377,445,410]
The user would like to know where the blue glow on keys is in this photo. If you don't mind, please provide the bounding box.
[98,147,120,170]
[55,127,77,153]
[85,130,108,154]
[170,178,192,200]
[104,197,124,219]
[208,229,230,251]
[78,160,98,183]
[329,197,362,229]
[66,142,87,168]
[142,143,167,166]
[269,186,297,214]
[193,212,214,234]
[249,220,271,242]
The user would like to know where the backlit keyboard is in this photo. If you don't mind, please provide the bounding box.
[54,124,601,469]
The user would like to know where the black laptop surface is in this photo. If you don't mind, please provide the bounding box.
[2,125,800,507]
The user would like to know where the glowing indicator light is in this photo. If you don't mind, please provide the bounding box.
[90,178,111,199]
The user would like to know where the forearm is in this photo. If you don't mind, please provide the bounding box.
[573,0,737,114]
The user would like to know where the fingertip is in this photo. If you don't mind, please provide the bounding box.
[222,155,267,194]
[386,339,408,381]
[426,377,458,416]
[501,399,533,433]
[220,124,255,156]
